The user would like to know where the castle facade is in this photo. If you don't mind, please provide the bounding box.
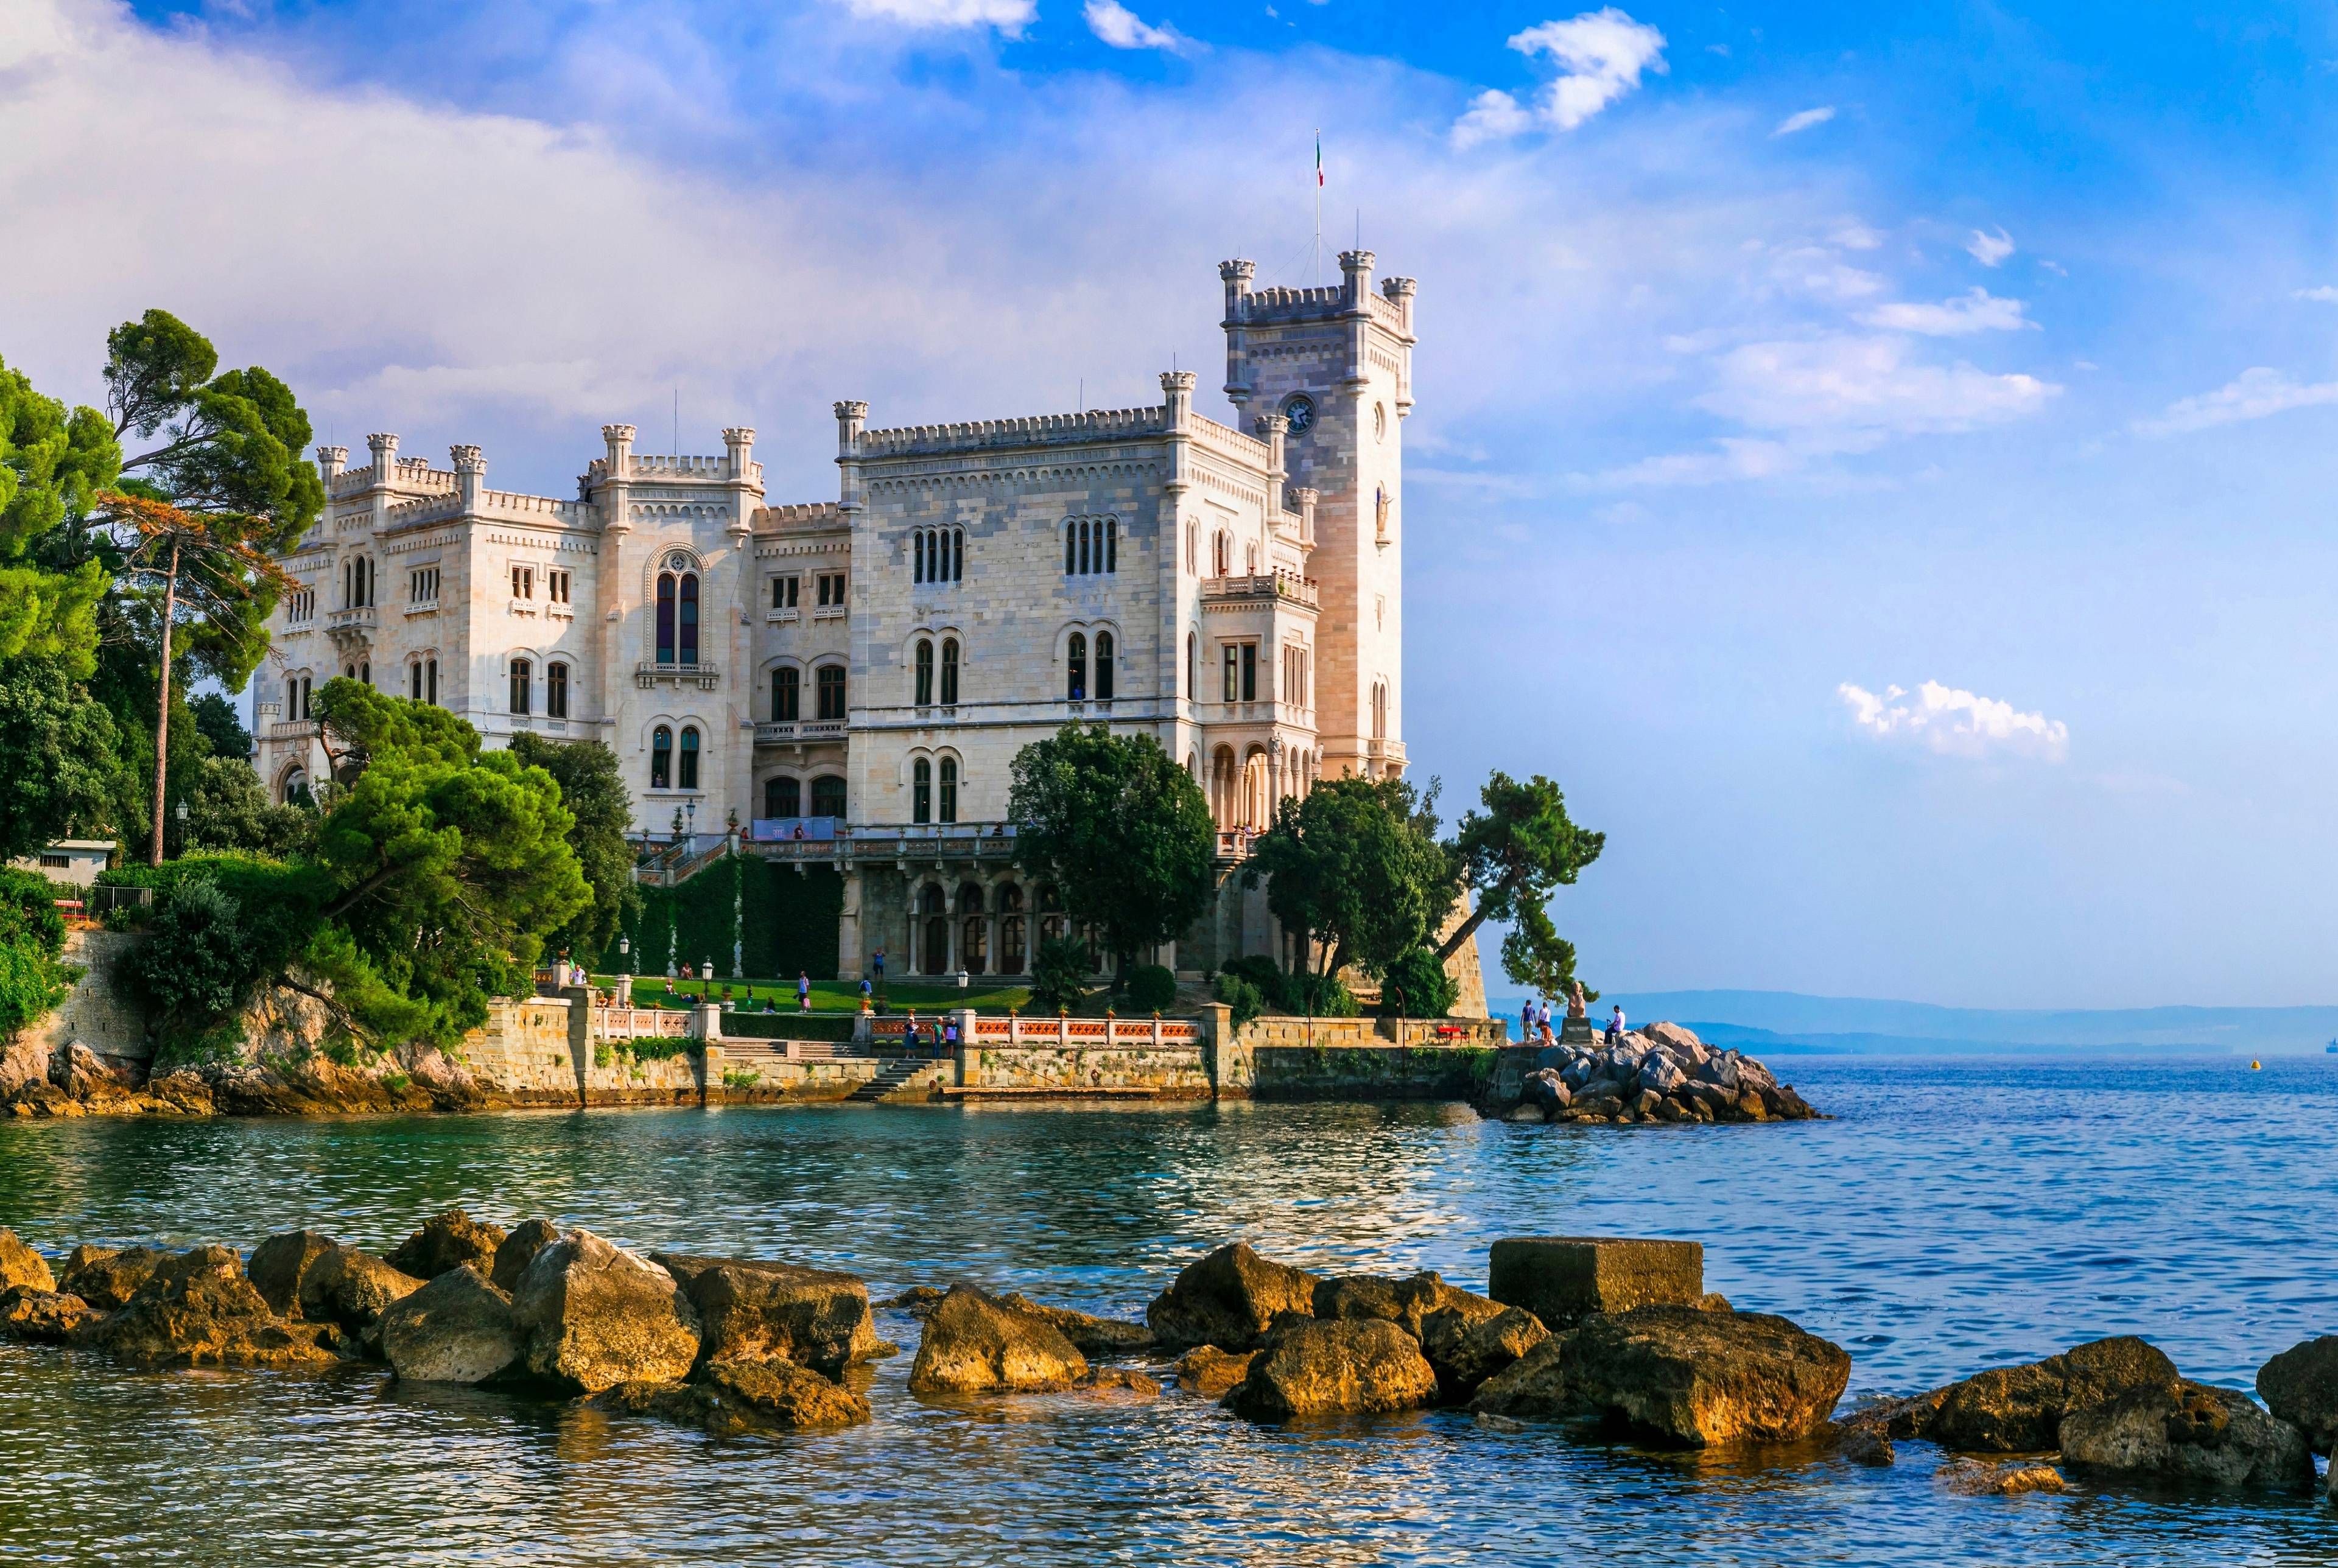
[256,253,1433,985]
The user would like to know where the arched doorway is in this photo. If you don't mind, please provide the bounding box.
[921,884,949,976]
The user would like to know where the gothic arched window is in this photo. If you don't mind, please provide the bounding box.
[678,725,700,790]
[816,664,846,721]
[811,775,846,819]
[940,638,959,705]
[913,757,932,824]
[546,660,568,719]
[1064,522,1076,575]
[1066,632,1087,702]
[1104,518,1117,573]
[939,756,958,824]
[678,572,699,665]
[656,573,676,663]
[765,775,801,819]
[774,666,799,722]
[914,639,934,707]
[651,726,672,789]
[1095,631,1115,702]
[508,657,531,715]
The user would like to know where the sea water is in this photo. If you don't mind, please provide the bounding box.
[0,1056,2331,1565]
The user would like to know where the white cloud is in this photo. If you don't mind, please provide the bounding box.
[1858,287,2033,336]
[1450,88,1533,149]
[1698,334,2059,435]
[842,0,1035,29]
[1773,106,1835,137]
[1966,226,2015,267]
[2294,285,2338,303]
[1456,8,1666,144]
[1838,681,2070,763]
[2135,366,2338,437]
[1084,0,1185,51]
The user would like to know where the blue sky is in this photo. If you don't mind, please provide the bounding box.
[7,0,2338,1007]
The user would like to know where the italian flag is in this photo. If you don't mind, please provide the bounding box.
[1316,133,1324,187]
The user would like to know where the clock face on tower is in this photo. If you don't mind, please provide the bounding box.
[1282,394,1316,436]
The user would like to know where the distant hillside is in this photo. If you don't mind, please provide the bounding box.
[1483,989,2338,1056]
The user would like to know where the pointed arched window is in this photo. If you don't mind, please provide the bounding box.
[1066,632,1087,702]
[939,756,958,824]
[914,639,934,707]
[940,639,959,705]
[651,726,672,789]
[1095,631,1115,702]
[678,573,699,665]
[774,666,799,722]
[678,725,700,790]
[913,757,932,824]
[656,573,676,663]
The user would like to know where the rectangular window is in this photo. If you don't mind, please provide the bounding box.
[40,853,69,869]
[775,667,800,723]
[548,569,570,604]
[547,662,568,719]
[426,659,438,706]
[511,565,533,600]
[816,572,846,606]
[509,659,530,715]
[1223,645,1238,703]
[410,567,438,604]
[1242,643,1257,702]
[816,665,846,721]
[773,575,799,609]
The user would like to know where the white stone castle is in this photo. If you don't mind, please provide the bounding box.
[257,253,1438,987]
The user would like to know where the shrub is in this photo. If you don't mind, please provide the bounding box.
[0,868,71,1037]
[129,877,249,1023]
[1219,954,1288,1011]
[1214,973,1265,1029]
[1029,936,1091,1013]
[1286,970,1360,1018]
[1125,963,1177,1014]
[1378,946,1459,1019]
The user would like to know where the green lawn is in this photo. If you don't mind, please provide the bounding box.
[599,976,1036,1015]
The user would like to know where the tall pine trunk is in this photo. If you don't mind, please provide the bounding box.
[147,537,180,868]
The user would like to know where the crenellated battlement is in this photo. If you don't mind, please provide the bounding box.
[860,405,1168,458]
[583,455,764,485]
[756,502,844,530]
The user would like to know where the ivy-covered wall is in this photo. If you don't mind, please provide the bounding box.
[595,857,844,980]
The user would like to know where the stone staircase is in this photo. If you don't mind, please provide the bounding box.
[846,1057,946,1103]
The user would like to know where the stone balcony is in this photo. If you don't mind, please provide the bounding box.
[1199,570,1318,609]
[754,719,847,745]
[636,660,720,691]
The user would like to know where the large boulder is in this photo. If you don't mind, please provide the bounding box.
[1422,1303,1548,1401]
[1488,1237,1705,1329]
[995,1292,1156,1357]
[2061,1381,2315,1491]
[653,1253,879,1377]
[300,1247,424,1332]
[1313,1270,1501,1342]
[377,1264,522,1384]
[387,1208,507,1281]
[1145,1243,1321,1351]
[2256,1335,2338,1454]
[509,1230,701,1395]
[1221,1317,1439,1421]
[246,1230,340,1317]
[1176,1345,1258,1398]
[60,1245,163,1311]
[75,1246,337,1370]
[908,1284,1089,1395]
[491,1220,562,1292]
[591,1360,871,1437]
[0,1229,55,1294]
[1550,1306,1851,1447]
[1925,1336,2178,1452]
[0,1286,99,1343]
[1469,1332,1576,1419]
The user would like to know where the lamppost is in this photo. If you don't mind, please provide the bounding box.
[172,799,188,859]
[686,800,697,856]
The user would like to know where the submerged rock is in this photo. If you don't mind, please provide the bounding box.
[1836,1418,1895,1466]
[591,1360,869,1436]
[2255,1335,2338,1455]
[1145,1243,1321,1352]
[885,1286,949,1317]
[1940,1458,2068,1496]
[75,1246,337,1370]
[491,1220,563,1293]
[510,1230,701,1395]
[1078,1367,1163,1400]
[0,1230,56,1295]
[1175,1345,1258,1398]
[1221,1317,1439,1421]
[387,1209,507,1281]
[907,1284,1089,1395]
[1923,1337,2178,1452]
[377,1265,522,1384]
[60,1245,163,1311]
[2060,1381,2314,1491]
[653,1253,879,1377]
[994,1292,1154,1357]
[246,1230,340,1317]
[0,1286,98,1344]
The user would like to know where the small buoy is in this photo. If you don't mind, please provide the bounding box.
[2250,1060,2261,1071]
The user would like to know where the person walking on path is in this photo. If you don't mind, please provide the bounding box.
[796,971,811,1013]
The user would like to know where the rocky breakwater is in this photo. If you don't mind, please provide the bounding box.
[1480,1022,1820,1126]
[0,1210,894,1443]
[1838,1332,2335,1496]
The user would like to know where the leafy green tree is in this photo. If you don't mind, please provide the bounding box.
[308,681,591,1045]
[509,733,642,962]
[1213,971,1266,1029]
[1437,772,1604,997]
[312,676,479,780]
[1007,725,1215,979]
[189,691,250,760]
[0,656,122,861]
[181,753,309,858]
[0,355,117,676]
[1246,775,1458,982]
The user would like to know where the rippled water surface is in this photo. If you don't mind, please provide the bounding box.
[1,1057,2334,1566]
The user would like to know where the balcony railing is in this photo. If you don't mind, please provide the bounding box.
[755,719,848,744]
[1199,570,1318,609]
[636,660,720,690]
[267,719,321,741]
[326,606,378,633]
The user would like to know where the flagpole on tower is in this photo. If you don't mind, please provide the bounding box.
[1314,130,1324,284]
